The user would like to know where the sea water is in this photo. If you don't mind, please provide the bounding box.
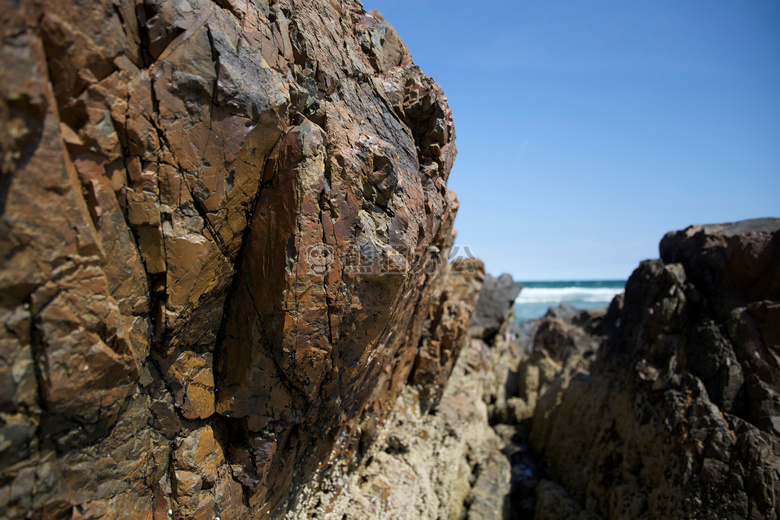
[514,280,626,322]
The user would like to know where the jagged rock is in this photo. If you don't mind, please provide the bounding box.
[410,258,486,412]
[0,1,462,517]
[543,302,580,320]
[509,318,538,353]
[466,273,527,425]
[530,219,780,520]
[481,300,605,425]
[472,273,523,338]
[481,315,526,424]
[659,218,780,315]
[285,260,493,519]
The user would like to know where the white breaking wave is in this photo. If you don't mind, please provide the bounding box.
[515,287,623,304]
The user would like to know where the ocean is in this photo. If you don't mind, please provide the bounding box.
[514,280,626,322]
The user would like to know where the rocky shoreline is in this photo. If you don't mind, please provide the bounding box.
[1,1,778,518]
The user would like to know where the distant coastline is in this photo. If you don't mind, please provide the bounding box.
[515,280,626,321]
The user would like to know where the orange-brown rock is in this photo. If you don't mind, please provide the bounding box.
[409,258,486,412]
[287,258,491,520]
[0,0,462,518]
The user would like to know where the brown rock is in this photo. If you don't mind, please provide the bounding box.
[288,275,502,520]
[410,257,486,411]
[167,351,215,420]
[175,426,225,480]
[33,263,140,428]
[0,0,466,517]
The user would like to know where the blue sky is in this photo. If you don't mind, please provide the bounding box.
[367,0,780,280]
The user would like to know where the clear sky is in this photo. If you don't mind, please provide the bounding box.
[367,0,780,281]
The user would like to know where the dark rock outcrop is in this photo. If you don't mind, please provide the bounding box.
[472,301,607,519]
[0,1,463,517]
[527,219,780,520]
[472,273,523,339]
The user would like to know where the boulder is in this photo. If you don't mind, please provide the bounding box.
[472,273,523,338]
[0,1,463,517]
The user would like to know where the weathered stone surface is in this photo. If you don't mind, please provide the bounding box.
[409,258,486,412]
[0,0,463,517]
[10,1,775,518]
[506,307,605,423]
[286,264,503,519]
[463,275,528,425]
[467,449,512,520]
[529,219,780,520]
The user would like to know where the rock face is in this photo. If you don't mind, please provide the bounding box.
[528,219,780,519]
[287,258,501,520]
[0,1,462,517]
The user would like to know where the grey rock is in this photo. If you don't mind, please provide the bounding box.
[544,303,580,320]
[472,273,523,338]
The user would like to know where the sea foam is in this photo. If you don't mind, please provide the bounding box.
[515,286,624,304]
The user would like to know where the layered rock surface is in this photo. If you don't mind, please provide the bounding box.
[0,1,464,517]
